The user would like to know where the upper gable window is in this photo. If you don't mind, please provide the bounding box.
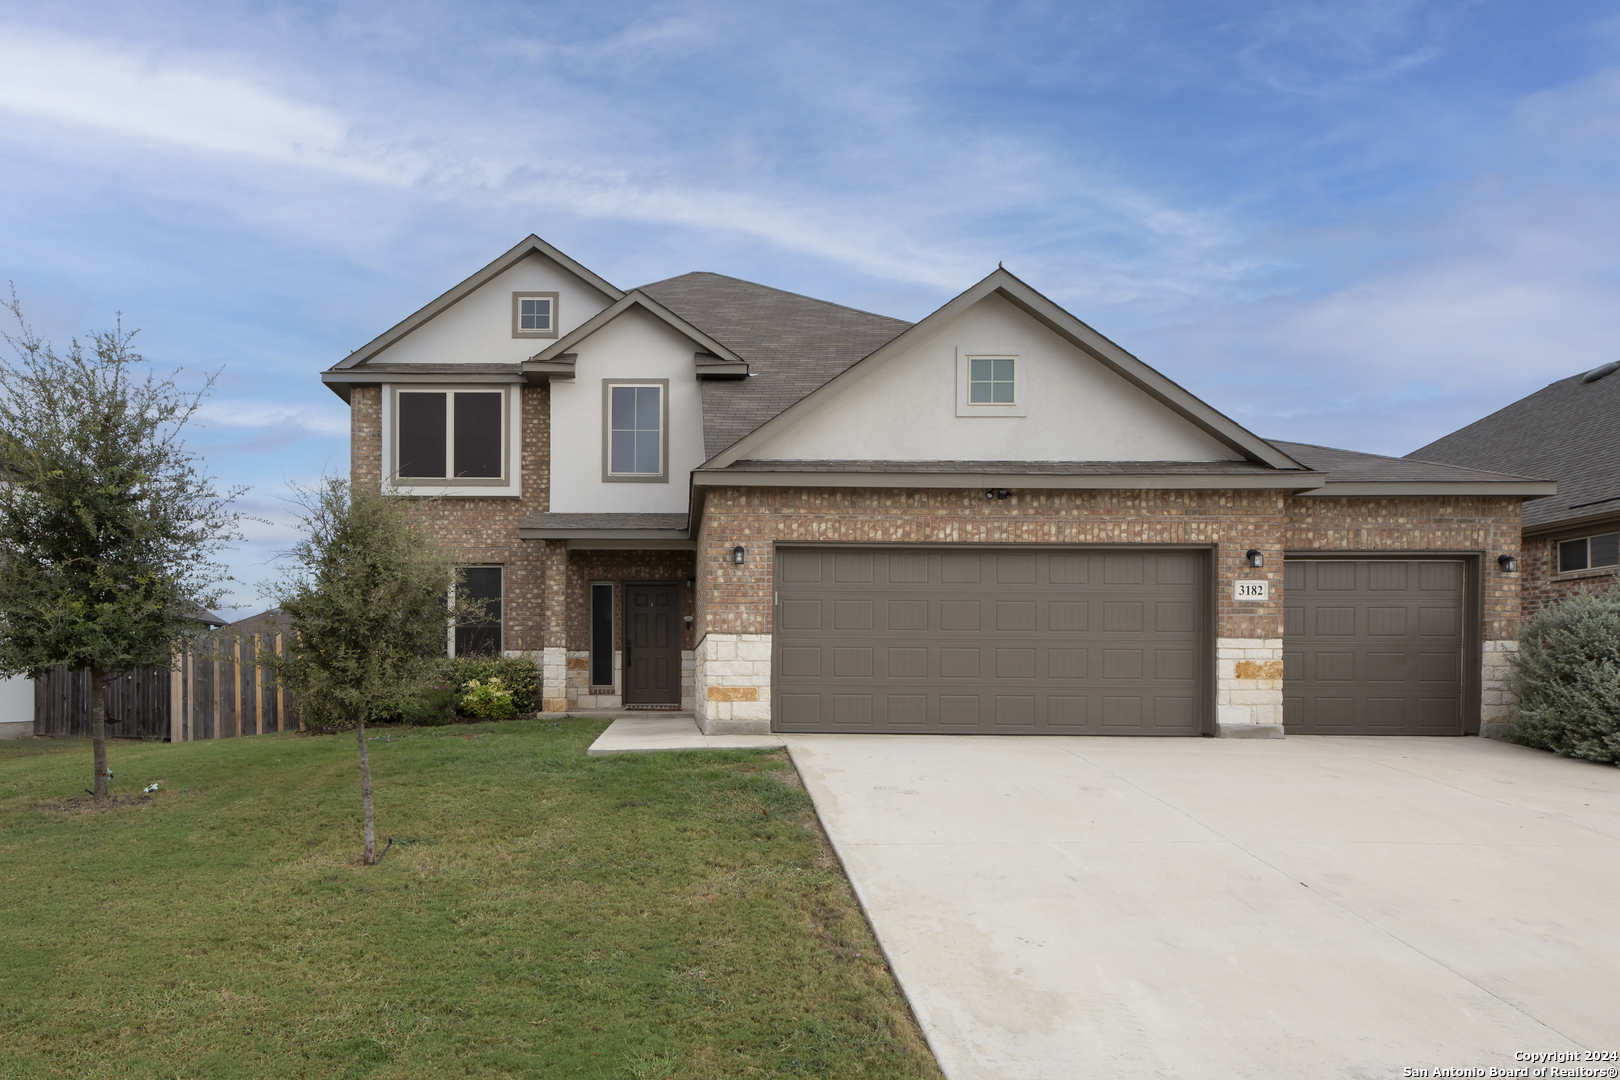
[603,380,669,483]
[969,357,1016,404]
[512,292,559,338]
[395,388,508,483]
[956,351,1027,417]
[1559,531,1619,573]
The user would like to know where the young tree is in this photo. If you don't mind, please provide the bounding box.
[0,293,243,800]
[272,479,474,864]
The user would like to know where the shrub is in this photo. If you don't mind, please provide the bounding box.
[1508,585,1620,765]
[433,654,539,714]
[402,679,459,726]
[460,677,517,720]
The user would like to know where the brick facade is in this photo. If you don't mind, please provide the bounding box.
[1284,495,1523,640]
[691,486,1527,735]
[1521,523,1620,616]
[349,383,554,651]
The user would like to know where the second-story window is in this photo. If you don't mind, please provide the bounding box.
[396,389,506,481]
[603,380,668,482]
[512,292,559,338]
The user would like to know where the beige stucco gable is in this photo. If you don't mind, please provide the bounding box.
[743,292,1242,463]
[364,251,617,367]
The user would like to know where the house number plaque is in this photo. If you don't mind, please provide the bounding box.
[1233,580,1269,601]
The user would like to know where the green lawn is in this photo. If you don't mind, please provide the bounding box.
[0,721,942,1079]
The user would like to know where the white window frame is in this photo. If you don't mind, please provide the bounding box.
[382,382,523,498]
[955,349,1028,417]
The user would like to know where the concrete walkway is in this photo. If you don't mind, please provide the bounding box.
[586,714,783,755]
[784,734,1620,1080]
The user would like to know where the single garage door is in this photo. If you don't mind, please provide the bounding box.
[1283,558,1466,735]
[773,546,1210,735]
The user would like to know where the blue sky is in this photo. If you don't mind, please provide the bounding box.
[2,0,1618,609]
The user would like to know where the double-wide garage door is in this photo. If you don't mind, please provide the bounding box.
[1283,558,1466,735]
[774,546,1209,735]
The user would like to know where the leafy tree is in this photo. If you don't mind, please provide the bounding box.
[1509,585,1620,765]
[271,478,480,863]
[0,293,243,800]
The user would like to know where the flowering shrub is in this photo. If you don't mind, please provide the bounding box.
[460,677,517,720]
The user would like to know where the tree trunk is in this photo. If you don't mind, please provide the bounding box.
[90,666,109,801]
[356,717,376,864]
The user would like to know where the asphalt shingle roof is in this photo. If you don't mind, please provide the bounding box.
[1404,367,1620,530]
[719,459,1290,476]
[637,272,912,458]
[519,512,689,532]
[1270,441,1542,485]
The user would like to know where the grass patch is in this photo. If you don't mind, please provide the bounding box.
[0,721,941,1079]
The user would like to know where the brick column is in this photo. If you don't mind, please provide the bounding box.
[539,539,569,713]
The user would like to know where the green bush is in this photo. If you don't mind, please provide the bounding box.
[460,677,517,720]
[401,678,459,726]
[1508,585,1620,764]
[434,654,539,714]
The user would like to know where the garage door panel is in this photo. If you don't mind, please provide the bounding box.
[833,552,872,582]
[774,548,1208,735]
[1284,558,1465,736]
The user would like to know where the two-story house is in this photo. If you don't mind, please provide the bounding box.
[322,235,1551,738]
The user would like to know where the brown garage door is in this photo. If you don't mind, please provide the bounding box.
[1283,559,1466,735]
[773,546,1210,735]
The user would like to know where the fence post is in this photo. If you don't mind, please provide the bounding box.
[169,650,181,743]
[276,634,289,732]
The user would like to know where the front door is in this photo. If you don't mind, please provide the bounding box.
[624,583,681,705]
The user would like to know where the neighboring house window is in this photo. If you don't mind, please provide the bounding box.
[969,357,1016,404]
[602,380,669,483]
[455,565,503,656]
[1558,531,1620,573]
[590,582,614,687]
[395,388,507,482]
[512,292,559,338]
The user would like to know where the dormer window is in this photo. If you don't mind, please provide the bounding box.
[603,380,669,483]
[512,292,559,338]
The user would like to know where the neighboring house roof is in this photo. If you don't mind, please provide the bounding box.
[330,235,624,373]
[1405,365,1619,533]
[1274,441,1554,497]
[221,608,292,636]
[638,272,913,458]
[695,268,1308,473]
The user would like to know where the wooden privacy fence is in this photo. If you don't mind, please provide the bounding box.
[34,633,300,740]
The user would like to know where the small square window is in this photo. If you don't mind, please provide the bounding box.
[512,292,559,338]
[969,357,1016,404]
[519,297,551,332]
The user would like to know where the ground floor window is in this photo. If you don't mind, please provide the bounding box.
[455,565,503,656]
[590,582,614,686]
[1558,530,1620,573]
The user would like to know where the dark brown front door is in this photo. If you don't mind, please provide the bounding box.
[624,583,680,705]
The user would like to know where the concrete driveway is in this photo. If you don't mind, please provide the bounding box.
[783,734,1620,1080]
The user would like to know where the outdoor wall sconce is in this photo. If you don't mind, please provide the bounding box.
[984,488,1012,501]
[732,545,746,566]
[1498,554,1518,573]
[1246,549,1264,569]
[685,577,695,589]
[683,614,695,628]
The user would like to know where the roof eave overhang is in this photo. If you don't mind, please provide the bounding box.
[1522,505,1620,537]
[515,525,695,549]
[1293,481,1559,498]
[331,235,623,372]
[321,369,526,400]
[691,470,1326,492]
